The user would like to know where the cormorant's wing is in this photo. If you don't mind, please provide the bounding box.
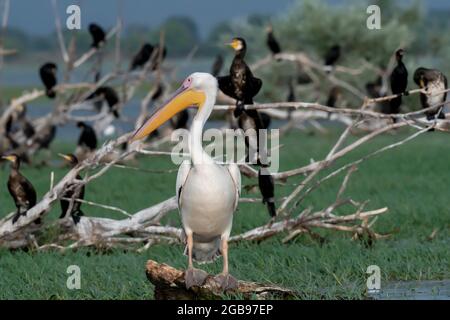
[217,76,238,100]
[22,177,37,207]
[443,74,448,101]
[247,76,263,98]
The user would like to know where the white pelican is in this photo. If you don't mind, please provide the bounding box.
[131,73,241,290]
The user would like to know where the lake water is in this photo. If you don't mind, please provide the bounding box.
[368,280,450,300]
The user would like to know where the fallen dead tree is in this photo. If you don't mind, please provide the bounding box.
[145,260,297,299]
[0,90,448,250]
[0,2,448,251]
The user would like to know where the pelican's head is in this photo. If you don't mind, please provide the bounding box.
[131,73,217,141]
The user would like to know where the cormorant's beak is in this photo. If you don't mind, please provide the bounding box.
[2,155,15,162]
[419,78,425,88]
[130,86,205,142]
[58,153,72,162]
[226,39,240,50]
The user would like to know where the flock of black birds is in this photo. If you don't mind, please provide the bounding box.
[1,23,448,225]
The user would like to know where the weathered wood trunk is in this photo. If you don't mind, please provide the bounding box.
[145,260,296,300]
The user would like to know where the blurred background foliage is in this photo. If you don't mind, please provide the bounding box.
[3,0,450,106]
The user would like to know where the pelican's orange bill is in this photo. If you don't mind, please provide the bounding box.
[130,87,205,142]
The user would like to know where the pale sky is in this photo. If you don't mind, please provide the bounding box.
[6,0,450,37]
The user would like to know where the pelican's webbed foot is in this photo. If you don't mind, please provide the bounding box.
[214,273,238,291]
[185,268,208,289]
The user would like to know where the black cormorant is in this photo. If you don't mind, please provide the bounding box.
[16,104,35,139]
[218,37,262,117]
[266,24,281,57]
[287,81,296,103]
[171,110,189,130]
[77,122,97,151]
[326,86,341,108]
[413,67,447,120]
[150,83,164,102]
[59,154,85,224]
[39,63,58,98]
[326,86,341,119]
[89,23,106,48]
[389,49,408,118]
[324,44,341,73]
[286,80,296,120]
[151,44,167,70]
[258,166,276,217]
[2,154,38,224]
[366,76,390,114]
[130,43,154,70]
[211,54,224,77]
[88,86,120,118]
[5,104,35,139]
[35,124,57,151]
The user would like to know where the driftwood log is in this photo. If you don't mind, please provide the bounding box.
[145,260,296,300]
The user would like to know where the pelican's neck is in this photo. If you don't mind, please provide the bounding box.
[189,90,216,165]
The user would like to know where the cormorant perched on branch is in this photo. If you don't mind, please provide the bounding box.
[286,80,296,120]
[5,104,35,140]
[218,37,262,117]
[258,166,276,218]
[218,38,273,216]
[150,83,164,102]
[59,154,85,224]
[324,44,341,73]
[2,154,38,224]
[389,49,408,119]
[77,122,97,151]
[130,43,154,70]
[34,124,57,154]
[151,44,167,71]
[211,54,224,77]
[326,86,341,108]
[87,86,120,118]
[39,62,57,98]
[326,86,341,118]
[17,104,35,140]
[365,76,383,99]
[287,81,296,103]
[89,23,106,48]
[266,24,281,57]
[413,67,448,121]
[366,76,390,114]
[219,38,270,162]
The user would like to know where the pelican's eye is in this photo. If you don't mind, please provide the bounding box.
[183,77,193,89]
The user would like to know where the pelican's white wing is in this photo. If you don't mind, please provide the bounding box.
[226,163,241,211]
[176,160,192,208]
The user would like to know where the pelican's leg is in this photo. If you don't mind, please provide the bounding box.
[222,237,229,274]
[214,236,238,290]
[184,229,208,289]
[187,229,194,269]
